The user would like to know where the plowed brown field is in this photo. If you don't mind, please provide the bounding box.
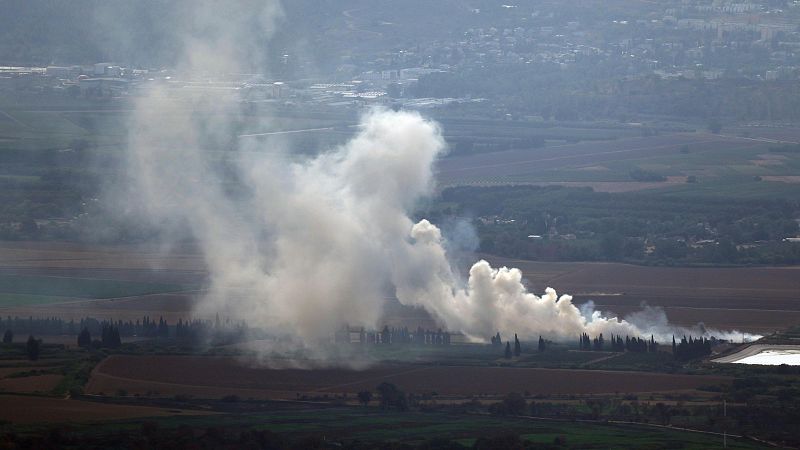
[87,355,730,400]
[0,395,213,424]
[1,242,797,333]
[0,374,62,393]
[482,256,800,334]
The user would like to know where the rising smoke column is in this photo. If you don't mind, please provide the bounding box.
[125,1,757,346]
[129,99,650,343]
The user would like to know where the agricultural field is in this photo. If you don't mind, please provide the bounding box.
[0,240,206,320]
[86,355,731,400]
[1,240,798,334]
[482,256,800,335]
[0,274,187,304]
[0,240,206,273]
[0,333,788,447]
[2,405,759,449]
[436,130,800,199]
[67,407,759,450]
[0,394,211,424]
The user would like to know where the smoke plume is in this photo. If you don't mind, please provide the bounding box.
[125,1,758,348]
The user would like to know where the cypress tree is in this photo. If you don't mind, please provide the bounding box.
[77,328,91,348]
[26,335,40,361]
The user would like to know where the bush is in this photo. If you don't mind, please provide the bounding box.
[26,335,41,361]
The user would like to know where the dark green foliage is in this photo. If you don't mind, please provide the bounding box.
[473,434,525,450]
[100,323,121,349]
[504,341,512,359]
[489,393,527,416]
[580,333,658,353]
[357,390,372,406]
[513,334,521,357]
[376,382,408,411]
[629,169,666,182]
[674,335,712,361]
[26,334,40,360]
[2,329,12,344]
[438,185,800,265]
[77,327,91,348]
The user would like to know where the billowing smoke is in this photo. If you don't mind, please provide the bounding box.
[124,1,758,348]
[130,102,757,344]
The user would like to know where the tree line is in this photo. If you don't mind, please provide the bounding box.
[672,335,713,360]
[579,333,659,353]
[435,185,800,266]
[1,314,251,348]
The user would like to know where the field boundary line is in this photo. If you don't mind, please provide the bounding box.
[88,370,301,398]
[437,137,736,174]
[469,412,782,448]
[313,366,435,393]
[0,110,30,129]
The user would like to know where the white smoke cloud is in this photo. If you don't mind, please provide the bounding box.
[124,0,759,349]
[130,102,758,344]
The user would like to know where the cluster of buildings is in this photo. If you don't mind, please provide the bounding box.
[3,1,799,114]
[331,0,800,93]
[335,325,453,345]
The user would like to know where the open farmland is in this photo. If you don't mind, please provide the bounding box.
[1,241,798,334]
[0,240,206,273]
[0,240,206,320]
[436,132,758,182]
[435,131,800,199]
[87,355,730,400]
[0,274,187,302]
[723,125,800,144]
[483,256,800,334]
[0,374,62,393]
[0,394,211,424]
[68,407,761,450]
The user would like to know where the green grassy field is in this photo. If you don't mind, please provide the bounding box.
[0,292,81,307]
[494,134,800,200]
[58,407,759,449]
[0,275,188,302]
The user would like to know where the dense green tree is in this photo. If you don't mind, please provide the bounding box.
[376,382,407,411]
[26,335,40,360]
[77,327,91,348]
[357,390,372,406]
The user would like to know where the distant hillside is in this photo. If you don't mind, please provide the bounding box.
[0,0,180,66]
[0,0,516,68]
